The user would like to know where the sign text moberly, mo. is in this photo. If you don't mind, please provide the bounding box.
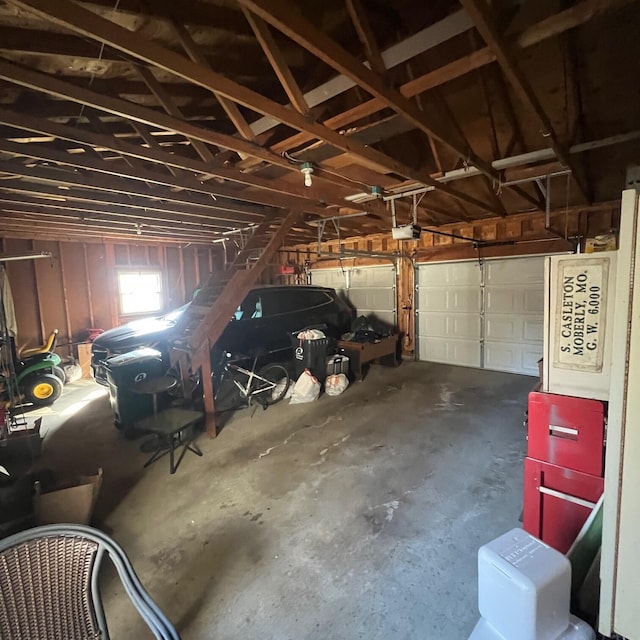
[553,257,610,372]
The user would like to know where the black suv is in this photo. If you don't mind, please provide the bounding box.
[91,285,353,385]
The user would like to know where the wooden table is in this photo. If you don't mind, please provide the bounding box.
[336,335,400,380]
[135,407,203,474]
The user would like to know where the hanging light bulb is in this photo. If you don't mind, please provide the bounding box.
[300,162,314,187]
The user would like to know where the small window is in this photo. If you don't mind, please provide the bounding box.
[117,270,163,315]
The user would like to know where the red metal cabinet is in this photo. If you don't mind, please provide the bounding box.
[523,457,604,554]
[527,391,605,476]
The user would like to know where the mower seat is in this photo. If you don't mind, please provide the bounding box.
[20,329,59,358]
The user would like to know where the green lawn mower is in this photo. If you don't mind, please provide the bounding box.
[1,330,65,407]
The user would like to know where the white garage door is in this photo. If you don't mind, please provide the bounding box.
[310,264,396,328]
[416,256,545,375]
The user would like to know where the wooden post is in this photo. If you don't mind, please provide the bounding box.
[82,243,95,327]
[58,241,73,357]
[194,341,216,438]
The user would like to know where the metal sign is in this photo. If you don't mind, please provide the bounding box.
[553,257,610,371]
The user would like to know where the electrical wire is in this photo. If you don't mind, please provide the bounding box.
[75,0,123,125]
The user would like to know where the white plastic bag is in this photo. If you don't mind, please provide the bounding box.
[290,369,321,404]
[325,373,349,397]
[296,328,326,341]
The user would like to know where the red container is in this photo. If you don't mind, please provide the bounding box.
[527,391,605,476]
[523,457,604,554]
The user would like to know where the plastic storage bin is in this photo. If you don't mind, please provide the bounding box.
[105,348,165,431]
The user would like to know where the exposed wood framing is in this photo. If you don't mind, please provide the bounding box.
[8,0,499,216]
[133,64,220,162]
[459,0,591,204]
[241,9,309,115]
[267,0,631,158]
[345,0,386,75]
[0,104,384,220]
[168,19,257,142]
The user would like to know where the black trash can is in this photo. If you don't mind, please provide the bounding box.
[290,331,332,380]
[105,348,165,432]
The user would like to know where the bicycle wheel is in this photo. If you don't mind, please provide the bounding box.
[254,363,290,406]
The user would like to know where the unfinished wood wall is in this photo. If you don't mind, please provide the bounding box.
[277,205,621,354]
[1,238,222,360]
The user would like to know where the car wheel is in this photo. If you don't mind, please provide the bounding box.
[22,373,63,407]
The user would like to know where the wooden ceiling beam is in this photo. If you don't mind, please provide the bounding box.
[168,20,257,142]
[0,108,385,221]
[7,0,498,215]
[0,182,260,231]
[129,122,182,179]
[77,0,251,32]
[0,199,234,232]
[236,0,498,177]
[235,0,541,212]
[0,27,111,60]
[0,138,268,215]
[241,9,309,115]
[0,58,292,168]
[0,226,217,245]
[0,172,265,224]
[459,0,590,204]
[0,200,315,244]
[268,0,631,158]
[0,68,376,209]
[133,64,220,162]
[0,214,227,243]
[345,0,386,75]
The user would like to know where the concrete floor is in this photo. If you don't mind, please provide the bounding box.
[32,361,533,639]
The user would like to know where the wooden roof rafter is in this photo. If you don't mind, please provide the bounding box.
[459,0,591,204]
[265,0,633,162]
[241,8,309,116]
[6,0,501,217]
[236,0,544,211]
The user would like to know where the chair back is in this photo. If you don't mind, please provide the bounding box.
[19,329,59,358]
[0,533,102,639]
[0,524,180,640]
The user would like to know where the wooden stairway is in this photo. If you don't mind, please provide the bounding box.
[171,208,302,436]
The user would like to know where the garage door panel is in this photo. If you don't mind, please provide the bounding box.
[484,341,541,376]
[349,266,395,287]
[485,315,543,343]
[417,287,481,312]
[418,337,481,368]
[359,310,396,327]
[348,289,394,313]
[418,255,546,375]
[418,312,481,339]
[485,257,543,284]
[310,266,396,328]
[485,286,544,315]
[419,261,481,287]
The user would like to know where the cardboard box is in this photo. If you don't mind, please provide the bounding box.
[77,343,94,379]
[34,468,103,525]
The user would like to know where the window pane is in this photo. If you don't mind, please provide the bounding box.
[118,271,162,315]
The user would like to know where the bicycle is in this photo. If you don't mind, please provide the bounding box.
[215,353,290,409]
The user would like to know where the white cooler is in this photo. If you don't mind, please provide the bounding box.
[469,528,594,640]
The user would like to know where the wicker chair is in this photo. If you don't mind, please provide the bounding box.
[0,524,180,640]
